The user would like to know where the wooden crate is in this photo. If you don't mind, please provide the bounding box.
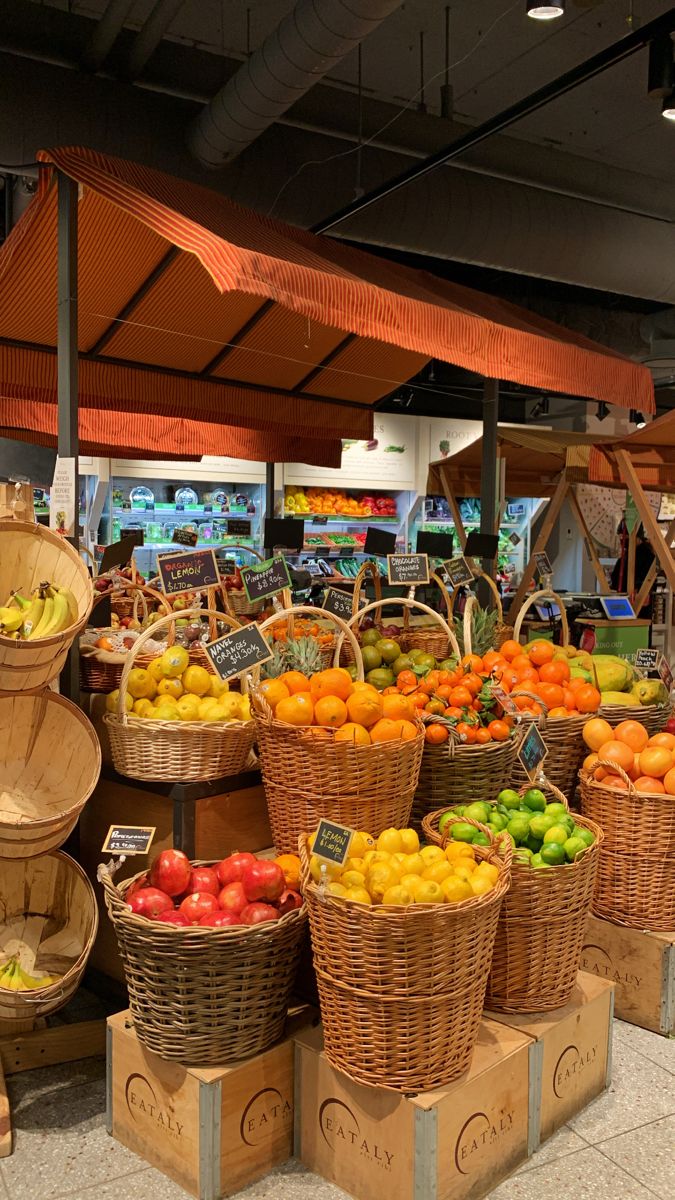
[582,915,674,1036]
[295,1019,533,1200]
[487,972,614,1148]
[107,1007,315,1200]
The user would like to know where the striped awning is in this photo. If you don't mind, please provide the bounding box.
[589,412,675,491]
[0,146,654,461]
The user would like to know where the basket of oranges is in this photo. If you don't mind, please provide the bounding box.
[579,718,675,930]
[251,607,425,854]
[402,570,456,660]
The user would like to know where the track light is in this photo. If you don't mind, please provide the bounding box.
[663,95,675,120]
[630,410,647,428]
[527,1,565,19]
[596,402,609,422]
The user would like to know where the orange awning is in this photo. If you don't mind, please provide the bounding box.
[0,146,654,461]
[427,428,616,498]
[589,411,675,491]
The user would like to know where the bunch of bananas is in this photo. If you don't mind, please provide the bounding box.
[0,581,78,640]
[0,956,58,991]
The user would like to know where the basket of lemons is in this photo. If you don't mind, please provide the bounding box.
[103,608,256,783]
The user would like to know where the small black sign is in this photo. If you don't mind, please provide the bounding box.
[227,518,251,538]
[534,551,553,580]
[312,515,328,526]
[99,535,138,575]
[323,586,356,620]
[364,526,397,557]
[94,592,113,627]
[241,555,292,602]
[518,723,548,780]
[157,548,219,595]
[102,824,156,856]
[264,518,304,551]
[313,819,354,867]
[635,648,659,672]
[509,531,522,547]
[125,528,145,547]
[387,553,430,585]
[660,654,673,691]
[416,530,454,558]
[306,561,325,577]
[205,624,273,681]
[444,556,474,588]
[464,531,499,560]
[172,527,199,548]
[219,557,237,576]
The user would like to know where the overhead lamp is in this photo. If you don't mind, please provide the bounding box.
[527,1,565,19]
[663,95,675,120]
[596,402,609,421]
[630,409,647,428]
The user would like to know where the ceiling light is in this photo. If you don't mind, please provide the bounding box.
[527,1,565,19]
[596,402,609,421]
[630,409,647,428]
[663,95,675,120]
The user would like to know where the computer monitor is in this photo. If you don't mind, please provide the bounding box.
[599,595,636,620]
[534,601,561,622]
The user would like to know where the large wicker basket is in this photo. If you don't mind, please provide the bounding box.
[99,860,307,1064]
[341,593,461,667]
[598,698,673,734]
[0,691,101,858]
[0,851,98,1028]
[449,569,514,652]
[104,608,256,783]
[412,724,520,833]
[579,760,675,931]
[338,560,383,666]
[0,520,93,690]
[80,583,172,693]
[402,571,455,659]
[299,825,510,1091]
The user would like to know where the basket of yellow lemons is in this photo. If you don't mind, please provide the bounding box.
[103,608,256,782]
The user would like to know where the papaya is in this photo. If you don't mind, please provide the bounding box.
[630,679,669,706]
[599,691,634,707]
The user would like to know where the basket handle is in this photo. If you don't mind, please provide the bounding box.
[401,570,453,633]
[336,596,461,661]
[461,594,479,658]
[510,689,549,731]
[593,757,636,795]
[253,604,364,682]
[80,545,99,578]
[518,776,568,809]
[350,559,382,617]
[448,570,504,620]
[115,607,243,720]
[513,588,569,647]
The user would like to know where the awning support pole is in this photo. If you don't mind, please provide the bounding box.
[480,379,499,577]
[615,449,675,594]
[506,474,569,624]
[57,169,80,704]
[635,513,675,612]
[264,461,274,552]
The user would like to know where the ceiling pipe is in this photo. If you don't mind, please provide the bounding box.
[126,0,185,80]
[188,0,404,168]
[81,0,136,72]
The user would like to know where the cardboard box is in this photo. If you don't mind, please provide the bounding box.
[295,1019,533,1200]
[107,1009,314,1200]
[582,915,674,1036]
[487,972,614,1147]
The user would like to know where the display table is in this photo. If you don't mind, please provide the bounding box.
[576,617,650,656]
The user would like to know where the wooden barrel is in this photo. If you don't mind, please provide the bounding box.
[0,851,98,1026]
[0,521,93,690]
[0,691,101,858]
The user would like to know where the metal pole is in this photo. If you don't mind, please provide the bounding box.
[57,170,80,705]
[480,379,499,578]
[264,461,274,552]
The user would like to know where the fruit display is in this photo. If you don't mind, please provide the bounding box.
[0,957,59,991]
[435,790,596,868]
[284,486,397,518]
[582,717,675,794]
[125,848,303,927]
[0,580,79,640]
[308,825,500,906]
[104,644,251,722]
[256,665,419,745]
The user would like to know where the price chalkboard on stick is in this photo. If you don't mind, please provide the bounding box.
[157,548,219,595]
[313,820,354,867]
[241,555,292,603]
[205,624,272,681]
[635,648,659,673]
[518,723,548,781]
[387,554,430,585]
[101,825,156,856]
[534,551,553,581]
[443,556,474,588]
[172,528,198,548]
[323,586,357,621]
[99,535,138,575]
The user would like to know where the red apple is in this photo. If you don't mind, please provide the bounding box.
[216,852,257,887]
[149,849,191,897]
[242,860,285,903]
[156,910,191,926]
[240,902,280,925]
[218,881,247,916]
[187,866,220,897]
[179,892,220,924]
[198,911,241,927]
[277,888,303,915]
[666,717,675,735]
[127,887,173,919]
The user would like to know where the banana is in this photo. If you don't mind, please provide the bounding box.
[13,592,31,610]
[16,965,56,990]
[0,606,24,633]
[57,585,78,628]
[41,590,69,637]
[27,596,53,640]
[20,594,45,638]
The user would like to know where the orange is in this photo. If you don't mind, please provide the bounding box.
[462,673,484,697]
[634,775,666,794]
[314,695,348,727]
[334,722,371,746]
[449,686,473,708]
[460,654,483,672]
[482,651,506,672]
[582,717,614,751]
[647,731,675,751]
[309,668,353,702]
[568,676,589,694]
[275,692,314,726]
[576,684,601,714]
[562,688,578,711]
[539,660,570,685]
[382,693,414,721]
[487,719,510,741]
[499,639,522,662]
[538,682,565,709]
[425,723,449,745]
[346,689,383,727]
[663,767,675,795]
[582,752,599,771]
[274,853,301,889]
[351,681,379,694]
[370,718,418,743]
[603,775,629,790]
[396,669,418,691]
[527,640,555,666]
[475,727,492,744]
[638,745,674,779]
[614,720,649,753]
[548,706,569,718]
[279,670,310,695]
[425,698,446,716]
[259,679,291,710]
[410,691,429,709]
[599,739,635,774]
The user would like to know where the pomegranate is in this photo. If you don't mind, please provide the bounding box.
[277,888,303,915]
[149,849,191,897]
[215,852,257,887]
[666,717,675,735]
[198,911,241,927]
[186,866,220,897]
[126,872,149,900]
[242,860,285,903]
[240,902,280,925]
[179,892,220,924]
[156,910,190,926]
[218,881,247,916]
[127,887,173,919]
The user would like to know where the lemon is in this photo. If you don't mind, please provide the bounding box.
[105,689,133,714]
[198,697,224,721]
[157,676,183,700]
[132,698,155,718]
[366,863,400,901]
[176,694,201,721]
[414,879,444,904]
[153,692,178,708]
[160,645,189,678]
[207,676,229,699]
[446,843,475,863]
[181,664,212,696]
[400,873,423,897]
[474,862,499,884]
[401,852,424,875]
[147,657,166,683]
[470,874,495,896]
[422,861,453,884]
[442,876,473,903]
[127,667,157,700]
[399,828,420,854]
[327,882,348,898]
[365,850,393,868]
[238,694,251,721]
[153,702,181,721]
[382,884,413,906]
[453,864,475,882]
[344,857,365,874]
[420,845,446,866]
[218,694,244,720]
[341,869,367,889]
[376,828,403,854]
[392,852,408,868]
[350,831,375,858]
[343,886,372,905]
[309,855,341,882]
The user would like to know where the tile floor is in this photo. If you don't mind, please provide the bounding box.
[1,1018,673,1200]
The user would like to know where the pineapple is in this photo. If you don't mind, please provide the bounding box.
[284,636,323,677]
[263,641,288,678]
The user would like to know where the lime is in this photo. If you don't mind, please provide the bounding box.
[545,802,568,819]
[528,813,557,840]
[564,836,589,862]
[531,854,552,869]
[361,629,381,647]
[450,822,477,843]
[488,813,508,833]
[393,654,414,676]
[507,816,531,845]
[377,638,402,664]
[453,805,466,816]
[513,847,533,863]
[572,825,595,847]
[438,811,455,835]
[525,832,543,854]
[543,824,570,845]
[522,788,547,812]
[472,832,491,847]
[497,789,523,810]
[465,802,490,824]
[365,667,395,690]
[541,842,566,865]
[361,645,383,671]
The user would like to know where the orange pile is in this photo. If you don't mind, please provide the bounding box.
[257,667,418,745]
[583,717,675,794]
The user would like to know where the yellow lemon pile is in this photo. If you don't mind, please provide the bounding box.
[308,827,499,907]
[105,646,251,723]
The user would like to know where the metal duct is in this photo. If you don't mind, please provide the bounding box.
[82,0,136,71]
[188,0,403,168]
[126,0,185,80]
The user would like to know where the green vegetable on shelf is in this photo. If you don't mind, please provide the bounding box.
[384,445,405,453]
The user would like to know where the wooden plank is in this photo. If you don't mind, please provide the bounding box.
[0,1018,105,1075]
[615,450,675,593]
[506,474,569,623]
[439,475,467,549]
[568,487,610,592]
[635,513,675,614]
[627,522,638,598]
[0,1060,10,1157]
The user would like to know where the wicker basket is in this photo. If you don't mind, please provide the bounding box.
[509,696,588,799]
[412,727,520,833]
[104,608,257,783]
[299,825,510,1091]
[0,851,98,1028]
[598,698,673,734]
[0,691,101,859]
[220,544,267,617]
[340,593,461,667]
[0,520,93,690]
[108,557,146,619]
[99,859,307,1064]
[252,606,424,853]
[338,560,383,666]
[80,583,172,693]
[449,570,513,653]
[400,570,455,659]
[512,585,570,648]
[579,760,675,931]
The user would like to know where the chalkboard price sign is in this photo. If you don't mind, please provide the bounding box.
[226,518,251,537]
[205,624,273,681]
[635,648,660,672]
[534,551,553,580]
[157,548,219,595]
[443,556,474,588]
[99,535,138,575]
[101,825,156,856]
[241,555,291,603]
[313,819,354,867]
[387,554,430,585]
[172,527,198,548]
[219,557,237,576]
[323,586,356,621]
[518,722,548,780]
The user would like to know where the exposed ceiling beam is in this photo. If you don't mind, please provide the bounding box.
[126,0,186,81]
[81,0,136,72]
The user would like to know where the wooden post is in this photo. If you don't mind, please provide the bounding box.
[635,514,675,613]
[568,487,609,593]
[0,1060,10,1157]
[615,450,675,594]
[506,474,569,623]
[480,379,499,574]
[627,523,638,597]
[439,474,467,550]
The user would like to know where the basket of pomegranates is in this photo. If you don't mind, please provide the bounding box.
[99,847,306,1064]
